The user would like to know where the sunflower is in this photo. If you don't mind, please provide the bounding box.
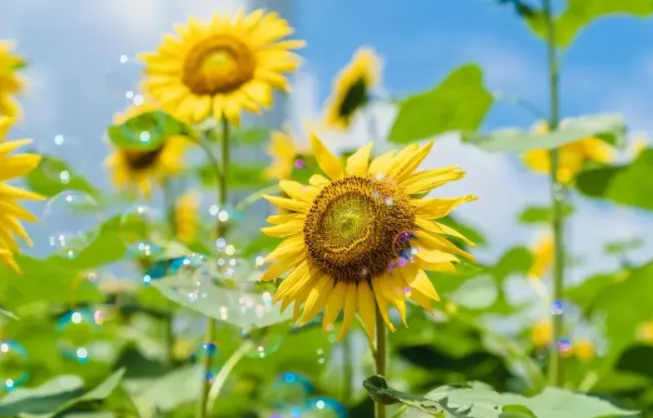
[324,47,381,131]
[175,191,199,244]
[531,319,552,349]
[0,119,43,271]
[105,102,190,199]
[632,137,648,159]
[141,9,304,127]
[573,339,595,361]
[521,121,614,183]
[0,41,25,118]
[528,233,553,280]
[261,134,476,340]
[264,128,301,181]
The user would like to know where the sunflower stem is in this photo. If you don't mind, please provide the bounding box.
[543,0,565,388]
[342,333,353,406]
[374,308,387,418]
[161,179,177,366]
[197,117,230,418]
[206,341,254,416]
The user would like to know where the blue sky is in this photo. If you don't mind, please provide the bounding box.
[2,0,652,282]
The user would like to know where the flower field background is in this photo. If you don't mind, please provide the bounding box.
[1,0,653,417]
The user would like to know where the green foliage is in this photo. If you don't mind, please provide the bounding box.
[389,65,493,143]
[106,111,192,151]
[518,203,574,224]
[0,369,125,417]
[576,148,653,212]
[197,162,270,189]
[26,156,98,198]
[526,0,653,48]
[463,114,626,153]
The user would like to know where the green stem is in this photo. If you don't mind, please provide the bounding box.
[234,184,281,212]
[197,117,230,418]
[342,334,353,406]
[543,0,565,388]
[161,180,176,366]
[206,341,254,416]
[374,309,387,418]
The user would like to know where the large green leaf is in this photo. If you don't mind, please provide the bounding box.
[106,111,192,151]
[565,271,622,312]
[26,156,98,198]
[463,114,626,153]
[0,369,125,417]
[152,276,292,329]
[526,0,653,48]
[389,65,493,143]
[124,365,202,413]
[576,148,653,211]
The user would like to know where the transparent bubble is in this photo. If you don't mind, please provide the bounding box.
[190,341,221,382]
[240,327,285,359]
[104,54,145,105]
[43,191,101,259]
[119,205,166,260]
[56,309,101,363]
[0,340,29,391]
[301,397,347,418]
[168,254,211,302]
[557,337,573,357]
[111,109,169,151]
[263,372,314,410]
[37,134,84,186]
[551,300,564,315]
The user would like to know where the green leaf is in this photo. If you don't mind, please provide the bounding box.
[106,111,191,151]
[197,162,270,189]
[25,156,98,198]
[499,405,537,418]
[577,149,653,211]
[231,126,270,145]
[0,306,18,320]
[463,114,626,153]
[124,365,202,412]
[565,272,621,312]
[518,203,574,224]
[0,369,124,417]
[389,64,493,143]
[526,0,653,48]
[152,277,292,329]
[604,237,645,255]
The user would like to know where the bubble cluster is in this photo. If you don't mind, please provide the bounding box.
[56,309,101,363]
[43,191,101,259]
[0,340,29,391]
[119,205,166,260]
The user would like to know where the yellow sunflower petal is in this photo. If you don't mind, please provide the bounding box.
[368,150,396,176]
[322,281,347,330]
[263,194,309,213]
[400,167,466,194]
[300,275,335,325]
[357,281,377,341]
[310,133,343,180]
[337,283,358,340]
[412,195,477,220]
[261,220,303,237]
[371,276,396,332]
[345,143,373,176]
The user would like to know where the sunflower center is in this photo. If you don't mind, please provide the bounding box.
[182,35,255,95]
[304,176,415,282]
[338,77,369,120]
[124,147,164,170]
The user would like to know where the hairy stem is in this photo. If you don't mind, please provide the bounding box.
[374,309,387,418]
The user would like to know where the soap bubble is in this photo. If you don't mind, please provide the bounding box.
[167,253,211,302]
[0,340,29,391]
[263,372,314,410]
[240,327,284,359]
[301,397,346,417]
[43,191,101,259]
[190,341,221,382]
[56,309,101,363]
[104,54,145,105]
[119,205,166,260]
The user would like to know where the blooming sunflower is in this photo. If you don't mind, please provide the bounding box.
[528,234,553,280]
[141,9,304,127]
[0,41,25,118]
[522,121,614,183]
[105,102,190,199]
[324,47,381,131]
[261,134,476,339]
[175,191,199,244]
[0,119,43,271]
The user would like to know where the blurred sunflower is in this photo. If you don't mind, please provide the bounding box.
[324,47,381,131]
[0,41,25,118]
[528,234,553,280]
[0,118,44,271]
[105,102,190,199]
[521,121,614,183]
[141,9,304,127]
[261,134,476,340]
[175,191,199,244]
[531,319,552,349]
[265,126,309,181]
[637,320,653,343]
[631,137,648,159]
[573,338,595,361]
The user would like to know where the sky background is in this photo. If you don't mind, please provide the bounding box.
[2,0,653,286]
